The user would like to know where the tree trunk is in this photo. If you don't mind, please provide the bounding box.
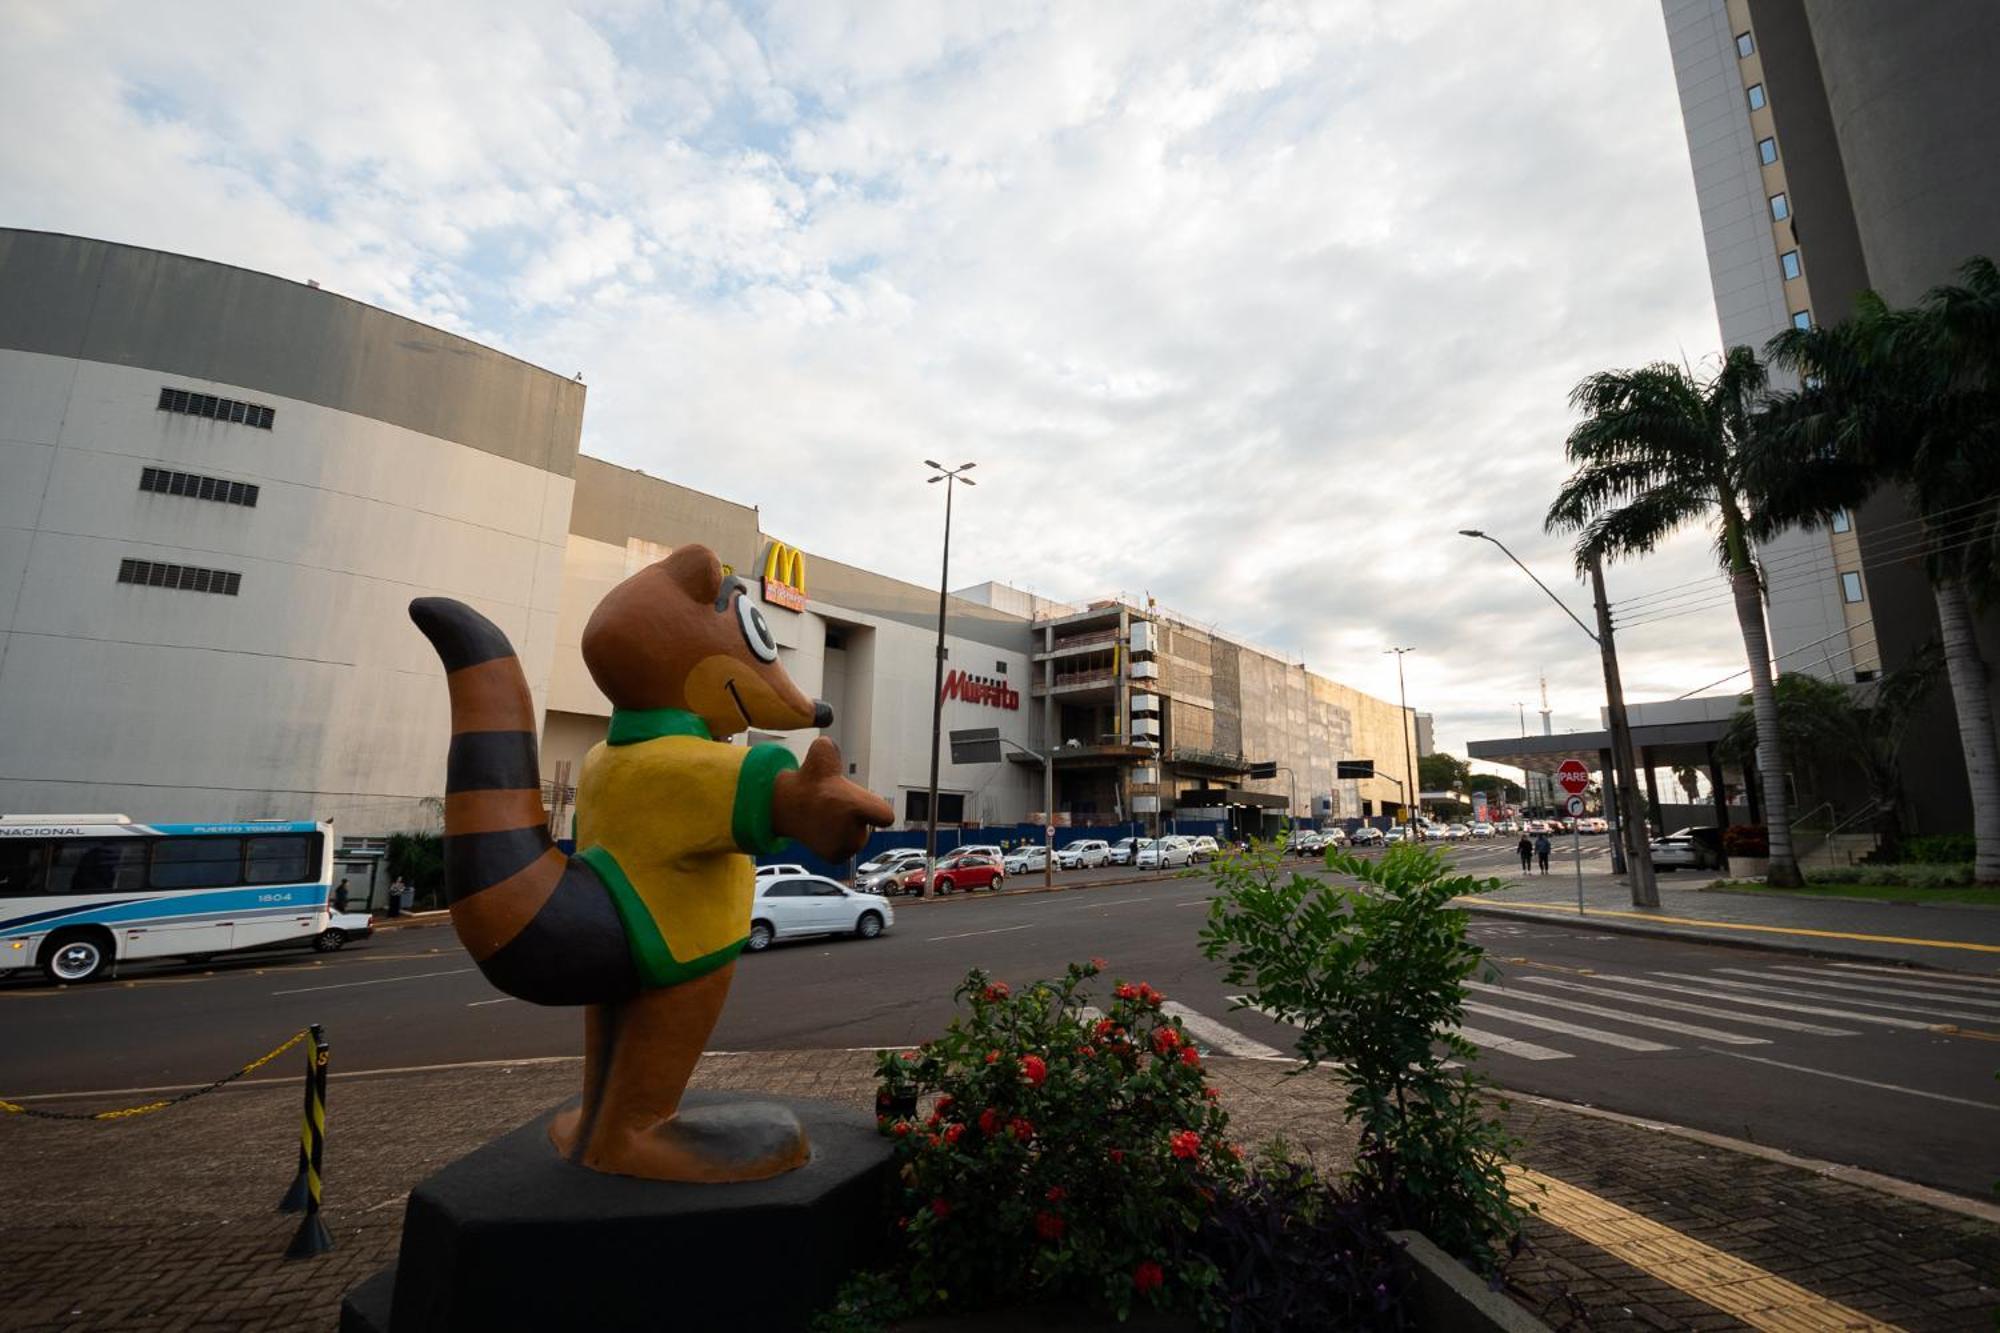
[1731,567,1802,885]
[1932,576,2000,882]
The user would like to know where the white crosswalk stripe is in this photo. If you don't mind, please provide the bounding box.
[1828,961,2000,990]
[1757,965,2000,1006]
[1513,976,1857,1035]
[1602,975,1932,1029]
[1455,1025,1570,1061]
[1650,971,1995,1024]
[1466,980,1768,1045]
[1460,1000,1674,1051]
[1160,1000,1288,1060]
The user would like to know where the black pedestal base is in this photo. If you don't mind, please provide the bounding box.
[339,1091,895,1333]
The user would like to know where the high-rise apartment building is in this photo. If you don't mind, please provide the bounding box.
[1661,0,2000,830]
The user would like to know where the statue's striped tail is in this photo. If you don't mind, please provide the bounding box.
[408,597,638,1006]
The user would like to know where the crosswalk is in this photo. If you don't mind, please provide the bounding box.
[1140,960,2000,1071]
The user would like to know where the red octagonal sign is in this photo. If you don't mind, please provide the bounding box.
[1556,759,1591,795]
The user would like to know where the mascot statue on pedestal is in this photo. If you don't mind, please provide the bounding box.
[409,543,894,1182]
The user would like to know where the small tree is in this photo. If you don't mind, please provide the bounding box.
[1199,843,1524,1273]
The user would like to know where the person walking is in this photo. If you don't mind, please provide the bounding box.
[1534,831,1552,875]
[1515,833,1533,875]
[332,878,351,913]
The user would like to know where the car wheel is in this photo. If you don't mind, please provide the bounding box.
[313,928,348,953]
[747,920,775,952]
[936,877,955,895]
[41,930,112,984]
[991,874,1004,891]
[855,911,884,940]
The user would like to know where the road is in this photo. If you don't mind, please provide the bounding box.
[5,836,1995,1199]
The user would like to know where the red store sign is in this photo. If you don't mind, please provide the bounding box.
[941,669,1019,711]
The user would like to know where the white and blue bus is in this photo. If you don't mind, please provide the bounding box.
[0,815,336,983]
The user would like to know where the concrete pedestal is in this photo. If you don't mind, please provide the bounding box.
[340,1091,894,1333]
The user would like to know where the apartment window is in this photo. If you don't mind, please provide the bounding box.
[1769,192,1790,221]
[1758,137,1778,165]
[1747,83,1766,111]
[995,660,1007,674]
[1831,508,1851,533]
[116,558,242,596]
[139,466,259,508]
[1840,571,1864,603]
[157,386,275,430]
[1792,310,1812,330]
[1781,250,1802,281]
[1736,31,1754,57]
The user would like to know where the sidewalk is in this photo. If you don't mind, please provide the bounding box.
[1458,868,2000,974]
[1,1050,1992,1330]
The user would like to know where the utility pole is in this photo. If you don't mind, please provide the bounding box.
[1041,624,1055,891]
[1385,648,1418,840]
[1589,554,1659,908]
[922,460,976,897]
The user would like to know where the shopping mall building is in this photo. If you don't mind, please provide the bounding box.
[0,231,1416,852]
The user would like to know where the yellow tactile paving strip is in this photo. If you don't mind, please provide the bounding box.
[1509,1166,1903,1331]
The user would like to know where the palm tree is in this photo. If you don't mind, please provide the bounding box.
[1546,346,1804,885]
[1765,257,2000,880]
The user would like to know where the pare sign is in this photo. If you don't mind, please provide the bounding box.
[942,669,1019,711]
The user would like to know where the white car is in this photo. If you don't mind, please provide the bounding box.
[854,848,925,893]
[1136,837,1194,869]
[1319,827,1348,846]
[1057,839,1111,869]
[955,844,1004,862]
[1384,827,1411,844]
[1187,835,1220,860]
[1470,823,1496,838]
[310,910,373,953]
[747,874,894,951]
[1446,824,1471,841]
[755,862,812,879]
[1107,837,1141,866]
[1003,845,1051,874]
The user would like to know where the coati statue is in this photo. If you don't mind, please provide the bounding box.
[409,543,894,1181]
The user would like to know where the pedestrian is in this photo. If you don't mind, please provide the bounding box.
[332,878,351,913]
[388,875,407,917]
[1515,834,1533,875]
[1534,831,1552,875]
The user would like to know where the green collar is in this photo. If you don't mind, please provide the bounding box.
[607,707,712,746]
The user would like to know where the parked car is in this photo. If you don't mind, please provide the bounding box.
[1320,827,1349,846]
[1003,845,1050,874]
[756,862,814,881]
[1137,837,1194,869]
[1525,820,1550,835]
[855,848,924,881]
[1585,817,1610,834]
[1469,822,1496,838]
[1383,827,1410,844]
[1348,826,1385,846]
[955,844,1004,862]
[1057,839,1111,869]
[896,850,1005,895]
[747,874,894,951]
[311,909,373,953]
[1286,831,1324,857]
[1186,835,1221,861]
[1445,823,1471,841]
[1650,826,1725,871]
[1107,837,1142,866]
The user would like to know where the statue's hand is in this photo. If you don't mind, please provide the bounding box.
[772,738,895,861]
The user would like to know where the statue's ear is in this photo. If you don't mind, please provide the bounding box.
[660,545,723,606]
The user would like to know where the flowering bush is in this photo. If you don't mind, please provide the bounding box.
[871,960,1240,1322]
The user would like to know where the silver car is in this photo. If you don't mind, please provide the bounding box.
[747,875,894,951]
[1003,845,1051,874]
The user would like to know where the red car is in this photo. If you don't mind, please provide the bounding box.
[896,851,1006,895]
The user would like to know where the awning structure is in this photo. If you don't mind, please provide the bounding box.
[1467,719,1735,776]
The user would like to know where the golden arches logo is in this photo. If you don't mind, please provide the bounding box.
[762,542,808,611]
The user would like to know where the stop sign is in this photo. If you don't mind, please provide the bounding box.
[1556,759,1591,795]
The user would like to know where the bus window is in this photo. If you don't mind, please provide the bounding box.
[245,835,312,885]
[49,840,149,895]
[0,840,51,896]
[150,836,245,890]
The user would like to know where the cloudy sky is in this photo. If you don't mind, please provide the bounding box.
[2,0,1751,761]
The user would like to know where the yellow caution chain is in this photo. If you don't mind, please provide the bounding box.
[0,1028,310,1122]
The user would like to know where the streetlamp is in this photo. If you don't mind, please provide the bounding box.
[1384,648,1418,842]
[922,460,976,897]
[1458,529,1657,908]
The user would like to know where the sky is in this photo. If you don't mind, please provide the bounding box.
[0,0,1752,765]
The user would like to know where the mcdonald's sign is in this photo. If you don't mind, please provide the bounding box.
[762,541,808,611]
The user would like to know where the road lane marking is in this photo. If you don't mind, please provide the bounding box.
[1828,960,2000,987]
[1465,981,1766,1045]
[1514,977,1856,1035]
[1512,1165,1900,1331]
[1752,965,2000,1006]
[1160,1001,1286,1059]
[1703,1048,2000,1111]
[1456,1025,1570,1061]
[467,997,515,1007]
[925,924,1035,943]
[271,967,474,996]
[1592,976,1931,1029]
[1455,896,2000,952]
[1653,971,1999,1023]
[1460,1001,1673,1051]
[1175,897,1214,907]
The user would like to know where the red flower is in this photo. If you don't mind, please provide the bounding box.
[1076,1044,1096,1058]
[1108,1148,1126,1165]
[892,1120,912,1137]
[1091,956,1109,970]
[982,982,1011,1002]
[926,1111,942,1128]
[1034,1210,1066,1241]
[1169,1130,1201,1160]
[1114,982,1139,1001]
[899,1049,921,1062]
[1138,983,1162,1006]
[1202,1086,1219,1100]
[1094,1018,1117,1038]
[931,1197,952,1220]
[1228,1144,1245,1161]
[1022,1054,1048,1087]
[935,1094,955,1115]
[926,1134,941,1149]
[1009,1117,1035,1142]
[985,1050,1002,1065]
[1132,1260,1165,1294]
[1045,1186,1067,1203]
[978,1108,1002,1136]
[1151,1026,1181,1055]
[944,1123,966,1146]
[1180,1046,1201,1069]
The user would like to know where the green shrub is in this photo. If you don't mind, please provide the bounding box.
[386,831,444,908]
[1721,824,1769,858]
[1896,834,1977,865]
[1199,842,1524,1275]
[1806,863,1974,888]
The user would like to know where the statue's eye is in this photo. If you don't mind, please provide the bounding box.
[737,595,779,662]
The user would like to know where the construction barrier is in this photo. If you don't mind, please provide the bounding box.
[282,1025,333,1258]
[0,1026,311,1121]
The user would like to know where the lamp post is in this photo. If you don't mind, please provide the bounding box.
[922,460,976,897]
[1384,648,1418,841]
[1458,529,1657,908]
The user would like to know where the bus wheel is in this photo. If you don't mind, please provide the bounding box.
[313,928,348,953]
[42,930,112,984]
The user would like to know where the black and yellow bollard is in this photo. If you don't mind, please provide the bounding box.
[277,1023,323,1213]
[283,1026,334,1258]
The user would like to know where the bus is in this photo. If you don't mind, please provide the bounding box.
[0,815,336,983]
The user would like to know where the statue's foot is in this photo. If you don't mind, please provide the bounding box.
[555,1101,812,1183]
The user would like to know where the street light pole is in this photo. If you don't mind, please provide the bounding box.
[923,460,976,897]
[1384,648,1418,841]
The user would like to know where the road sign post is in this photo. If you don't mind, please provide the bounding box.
[1565,792,1587,915]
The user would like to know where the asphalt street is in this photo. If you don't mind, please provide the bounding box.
[5,836,1995,1199]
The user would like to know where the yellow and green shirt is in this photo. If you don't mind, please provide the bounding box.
[574,708,797,989]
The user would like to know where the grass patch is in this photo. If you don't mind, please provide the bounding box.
[1704,879,2000,907]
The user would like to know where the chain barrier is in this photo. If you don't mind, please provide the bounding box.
[0,1027,311,1122]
